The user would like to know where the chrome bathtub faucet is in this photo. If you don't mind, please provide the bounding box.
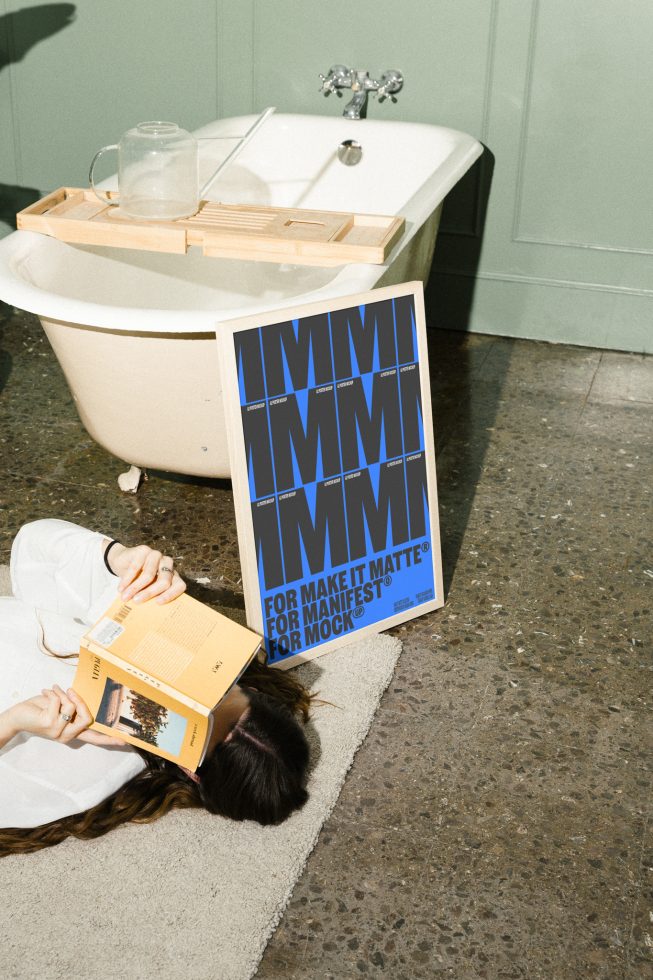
[318,65,403,120]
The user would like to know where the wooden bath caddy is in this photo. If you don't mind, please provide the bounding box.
[17,187,405,267]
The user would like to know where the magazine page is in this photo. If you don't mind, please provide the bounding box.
[83,592,261,710]
[74,647,210,770]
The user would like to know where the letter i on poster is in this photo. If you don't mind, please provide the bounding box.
[216,281,444,669]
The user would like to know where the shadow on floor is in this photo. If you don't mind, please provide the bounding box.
[423,147,504,597]
[186,579,245,610]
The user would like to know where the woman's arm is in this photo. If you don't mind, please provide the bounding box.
[101,539,186,605]
[10,521,185,619]
[0,685,122,750]
[0,707,18,750]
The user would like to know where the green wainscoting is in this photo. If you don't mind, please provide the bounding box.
[1,0,650,351]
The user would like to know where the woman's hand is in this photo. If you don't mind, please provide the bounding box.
[3,684,123,747]
[103,539,186,605]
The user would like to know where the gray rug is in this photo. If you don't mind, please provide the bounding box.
[0,565,401,980]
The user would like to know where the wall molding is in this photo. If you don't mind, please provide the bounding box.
[479,0,499,147]
[440,0,498,240]
[511,0,653,257]
[511,0,539,248]
[509,233,653,257]
[434,266,653,298]
[474,0,499,238]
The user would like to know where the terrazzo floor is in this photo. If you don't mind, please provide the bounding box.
[1,304,651,979]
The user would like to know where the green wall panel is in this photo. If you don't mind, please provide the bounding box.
[429,270,653,352]
[0,0,650,351]
[516,0,653,253]
[216,0,254,117]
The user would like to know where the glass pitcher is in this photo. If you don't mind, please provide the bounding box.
[89,121,199,221]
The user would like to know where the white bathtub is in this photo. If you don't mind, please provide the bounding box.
[0,113,482,482]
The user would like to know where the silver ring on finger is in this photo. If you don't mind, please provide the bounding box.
[59,712,73,722]
[159,565,173,574]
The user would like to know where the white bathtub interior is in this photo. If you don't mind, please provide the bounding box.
[15,236,342,312]
[192,118,463,214]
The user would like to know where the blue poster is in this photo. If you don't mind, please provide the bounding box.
[232,290,439,665]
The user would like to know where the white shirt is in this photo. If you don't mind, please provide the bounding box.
[0,520,146,829]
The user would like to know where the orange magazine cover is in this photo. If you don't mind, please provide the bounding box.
[74,592,261,770]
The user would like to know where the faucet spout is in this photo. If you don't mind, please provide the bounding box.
[343,69,376,120]
[343,89,370,120]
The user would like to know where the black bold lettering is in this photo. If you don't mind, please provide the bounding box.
[405,452,429,539]
[331,298,397,378]
[242,403,274,499]
[278,482,348,583]
[262,313,333,396]
[394,294,417,364]
[345,463,409,561]
[252,500,284,590]
[399,365,423,454]
[234,328,265,403]
[304,623,321,645]
[269,388,340,490]
[338,373,402,471]
[302,601,319,625]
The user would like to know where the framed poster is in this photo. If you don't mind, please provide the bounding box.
[217,281,444,669]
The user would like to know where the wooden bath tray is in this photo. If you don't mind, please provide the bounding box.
[17,187,405,267]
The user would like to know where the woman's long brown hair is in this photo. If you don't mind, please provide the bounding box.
[0,655,313,857]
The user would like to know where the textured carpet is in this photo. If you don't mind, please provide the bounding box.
[0,565,401,980]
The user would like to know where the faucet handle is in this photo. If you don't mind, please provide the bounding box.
[319,73,336,95]
[319,64,352,94]
[319,76,344,97]
[376,69,403,103]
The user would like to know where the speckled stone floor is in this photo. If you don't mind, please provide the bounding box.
[1,304,651,979]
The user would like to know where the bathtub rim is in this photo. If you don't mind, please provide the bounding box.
[0,113,482,333]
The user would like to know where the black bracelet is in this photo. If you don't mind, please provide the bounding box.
[103,539,120,575]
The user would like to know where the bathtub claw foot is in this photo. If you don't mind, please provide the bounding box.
[118,465,145,493]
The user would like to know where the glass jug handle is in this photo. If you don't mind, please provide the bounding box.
[89,144,119,207]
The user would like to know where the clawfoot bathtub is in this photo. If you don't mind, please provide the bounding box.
[0,113,482,487]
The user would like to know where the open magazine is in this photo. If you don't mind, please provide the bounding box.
[73,593,261,771]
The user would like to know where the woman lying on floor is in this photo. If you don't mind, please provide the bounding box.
[0,520,311,856]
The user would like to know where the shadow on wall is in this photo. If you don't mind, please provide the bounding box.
[422,148,501,595]
[426,148,495,335]
[0,5,76,227]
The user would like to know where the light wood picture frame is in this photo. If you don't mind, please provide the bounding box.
[216,281,444,669]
